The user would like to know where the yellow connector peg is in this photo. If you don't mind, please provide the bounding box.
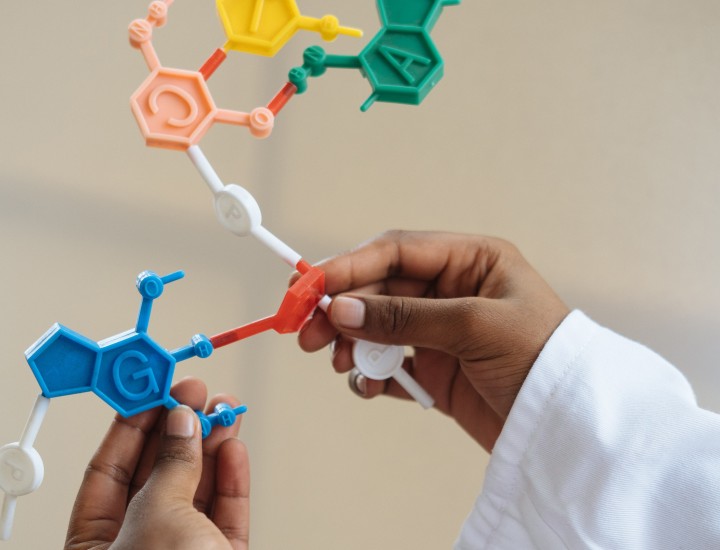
[216,0,363,57]
[297,14,363,42]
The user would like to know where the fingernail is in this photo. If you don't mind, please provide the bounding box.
[167,405,196,438]
[333,297,366,329]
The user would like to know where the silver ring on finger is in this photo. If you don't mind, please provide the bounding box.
[347,368,367,397]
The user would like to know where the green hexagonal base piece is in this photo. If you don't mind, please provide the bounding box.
[358,28,443,111]
[288,0,460,110]
[377,0,461,31]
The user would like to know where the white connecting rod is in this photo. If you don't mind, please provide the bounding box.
[0,394,50,540]
[186,146,434,409]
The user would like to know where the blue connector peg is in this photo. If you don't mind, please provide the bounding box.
[196,403,249,439]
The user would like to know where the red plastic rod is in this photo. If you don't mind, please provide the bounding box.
[210,316,276,349]
[209,266,324,349]
[267,82,297,116]
[199,48,227,80]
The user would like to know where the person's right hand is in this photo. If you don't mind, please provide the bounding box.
[298,231,569,451]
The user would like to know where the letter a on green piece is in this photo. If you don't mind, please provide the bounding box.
[378,45,431,84]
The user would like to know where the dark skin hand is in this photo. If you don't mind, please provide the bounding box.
[62,231,566,548]
[298,230,569,452]
[65,377,250,550]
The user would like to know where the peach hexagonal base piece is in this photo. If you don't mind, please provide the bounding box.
[131,67,218,151]
[131,67,276,151]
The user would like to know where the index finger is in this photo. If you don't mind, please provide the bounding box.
[316,230,490,296]
[193,393,244,514]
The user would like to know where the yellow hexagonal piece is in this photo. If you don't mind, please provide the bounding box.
[216,0,362,57]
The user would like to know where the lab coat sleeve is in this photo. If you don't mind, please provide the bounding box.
[454,310,720,550]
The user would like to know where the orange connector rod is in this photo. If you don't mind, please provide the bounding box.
[199,48,228,80]
[210,264,324,349]
[267,82,298,116]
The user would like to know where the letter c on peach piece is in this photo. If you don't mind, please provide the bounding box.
[149,85,199,128]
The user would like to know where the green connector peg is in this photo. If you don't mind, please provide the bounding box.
[289,46,362,95]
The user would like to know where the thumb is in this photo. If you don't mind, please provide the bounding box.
[144,405,203,505]
[329,294,492,356]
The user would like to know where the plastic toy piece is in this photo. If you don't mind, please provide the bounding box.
[211,263,325,349]
[353,340,433,409]
[126,0,440,411]
[216,0,363,57]
[267,82,298,116]
[4,267,247,539]
[0,394,50,541]
[4,0,462,541]
[377,0,461,29]
[25,325,99,399]
[128,0,175,72]
[290,0,460,110]
[199,48,228,80]
[24,270,245,434]
[130,67,275,151]
[186,145,304,268]
[185,144,433,408]
[197,403,249,438]
[129,1,276,151]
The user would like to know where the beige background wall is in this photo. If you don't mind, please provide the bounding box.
[1,1,719,548]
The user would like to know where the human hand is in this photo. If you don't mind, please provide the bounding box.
[298,231,569,451]
[65,377,249,550]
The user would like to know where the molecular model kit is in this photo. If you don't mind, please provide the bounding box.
[0,0,460,541]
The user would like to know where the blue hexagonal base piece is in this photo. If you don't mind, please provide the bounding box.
[94,331,177,418]
[22,270,242,437]
[25,324,100,398]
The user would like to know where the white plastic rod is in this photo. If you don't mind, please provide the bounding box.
[352,340,434,409]
[19,395,50,450]
[187,148,305,270]
[320,297,433,408]
[184,147,430,407]
[1,495,16,541]
[187,146,225,194]
[0,394,50,541]
[392,368,434,410]
[251,225,303,268]
[318,295,331,312]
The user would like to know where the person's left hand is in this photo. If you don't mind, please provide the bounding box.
[64,377,250,550]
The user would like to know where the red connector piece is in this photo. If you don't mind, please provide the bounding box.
[199,48,228,80]
[209,264,325,349]
[267,82,298,116]
[273,264,324,333]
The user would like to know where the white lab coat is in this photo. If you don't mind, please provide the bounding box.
[455,310,720,549]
